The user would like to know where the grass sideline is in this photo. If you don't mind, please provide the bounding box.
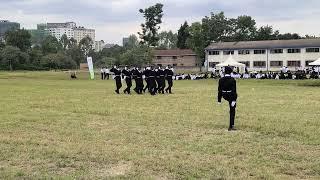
[0,71,319,179]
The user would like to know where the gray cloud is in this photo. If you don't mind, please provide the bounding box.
[0,0,320,44]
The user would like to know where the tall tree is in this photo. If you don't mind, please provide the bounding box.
[124,34,139,50]
[254,25,279,40]
[177,21,190,49]
[138,3,164,47]
[157,31,178,49]
[0,46,29,70]
[4,29,31,52]
[232,15,257,41]
[41,35,62,55]
[79,36,93,58]
[60,34,70,50]
[186,22,206,65]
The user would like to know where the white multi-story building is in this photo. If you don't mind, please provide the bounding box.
[94,40,105,52]
[73,27,95,44]
[41,22,95,44]
[206,39,320,72]
[48,27,74,41]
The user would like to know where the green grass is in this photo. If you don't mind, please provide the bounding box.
[0,71,319,179]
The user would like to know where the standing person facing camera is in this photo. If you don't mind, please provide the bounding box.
[218,66,238,131]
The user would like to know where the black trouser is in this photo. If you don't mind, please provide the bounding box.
[136,78,144,94]
[228,101,236,128]
[149,77,157,95]
[124,78,132,94]
[101,73,105,80]
[106,73,110,80]
[115,76,122,93]
[144,78,149,92]
[156,77,161,93]
[159,77,165,94]
[165,78,173,93]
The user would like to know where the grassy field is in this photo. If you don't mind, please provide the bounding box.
[0,71,319,179]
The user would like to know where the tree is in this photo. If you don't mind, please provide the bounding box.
[41,35,62,55]
[157,31,177,49]
[4,29,31,52]
[41,53,76,70]
[186,22,206,65]
[120,45,153,66]
[231,15,257,41]
[79,36,93,58]
[254,25,278,41]
[0,46,29,70]
[29,47,43,67]
[277,33,301,40]
[177,21,190,49]
[138,3,164,47]
[124,34,139,50]
[60,34,70,50]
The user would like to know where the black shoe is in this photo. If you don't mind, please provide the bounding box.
[228,127,237,131]
[115,90,120,94]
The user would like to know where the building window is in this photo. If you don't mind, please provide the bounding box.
[270,49,283,54]
[306,48,320,53]
[287,61,301,67]
[239,61,250,67]
[223,50,234,55]
[209,51,220,55]
[156,56,162,59]
[270,61,283,67]
[254,50,266,54]
[253,61,266,67]
[287,49,301,53]
[209,62,219,68]
[238,50,250,55]
[305,61,314,66]
[172,56,177,59]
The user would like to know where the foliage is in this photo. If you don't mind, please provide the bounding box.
[157,31,178,49]
[124,34,139,50]
[177,21,190,49]
[138,3,164,47]
[41,53,76,70]
[41,35,62,55]
[4,29,31,52]
[0,46,29,70]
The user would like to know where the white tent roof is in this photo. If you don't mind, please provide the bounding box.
[216,55,246,67]
[309,57,320,66]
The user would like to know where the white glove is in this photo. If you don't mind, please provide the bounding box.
[231,101,236,107]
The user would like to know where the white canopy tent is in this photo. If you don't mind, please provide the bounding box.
[216,55,246,73]
[309,57,320,77]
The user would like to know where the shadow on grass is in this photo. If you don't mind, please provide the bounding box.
[297,80,320,87]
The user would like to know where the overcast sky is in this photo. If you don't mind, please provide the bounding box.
[1,0,320,45]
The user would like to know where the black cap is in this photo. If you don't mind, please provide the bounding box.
[224,66,233,74]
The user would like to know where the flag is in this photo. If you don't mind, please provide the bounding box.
[87,57,94,80]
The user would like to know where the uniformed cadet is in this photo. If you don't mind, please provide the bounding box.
[110,66,122,94]
[155,68,161,93]
[217,66,238,131]
[135,67,144,94]
[143,67,150,93]
[131,67,139,94]
[165,66,174,94]
[159,67,166,94]
[148,66,157,95]
[122,66,132,94]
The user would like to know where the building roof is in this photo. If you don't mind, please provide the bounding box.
[153,49,196,56]
[206,39,320,50]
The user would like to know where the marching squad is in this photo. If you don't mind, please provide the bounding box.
[109,65,175,95]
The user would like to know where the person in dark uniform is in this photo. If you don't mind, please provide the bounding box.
[110,66,122,94]
[143,67,150,93]
[159,67,166,94]
[135,67,144,94]
[131,67,138,94]
[148,66,157,95]
[155,67,161,93]
[122,66,132,94]
[218,66,238,131]
[165,66,174,94]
